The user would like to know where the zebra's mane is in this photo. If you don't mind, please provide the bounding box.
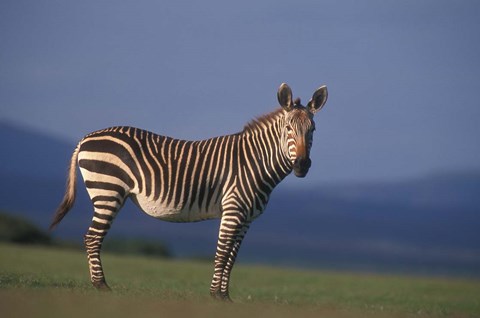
[242,108,285,134]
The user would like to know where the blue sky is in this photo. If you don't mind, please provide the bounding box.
[1,0,480,184]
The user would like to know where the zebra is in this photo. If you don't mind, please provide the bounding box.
[50,82,328,301]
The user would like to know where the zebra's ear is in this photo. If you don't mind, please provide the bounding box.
[307,85,328,114]
[277,83,293,111]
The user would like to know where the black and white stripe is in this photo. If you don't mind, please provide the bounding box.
[50,83,328,300]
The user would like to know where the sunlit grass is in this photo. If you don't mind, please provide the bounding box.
[1,243,479,317]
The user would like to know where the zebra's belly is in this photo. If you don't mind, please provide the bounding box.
[131,195,221,222]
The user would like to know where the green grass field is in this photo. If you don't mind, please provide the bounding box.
[0,243,479,318]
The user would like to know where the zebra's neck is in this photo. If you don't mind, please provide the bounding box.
[239,108,293,188]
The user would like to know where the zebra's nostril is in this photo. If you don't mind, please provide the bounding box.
[294,157,310,167]
[305,158,312,168]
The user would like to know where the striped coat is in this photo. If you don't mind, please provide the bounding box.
[50,83,328,301]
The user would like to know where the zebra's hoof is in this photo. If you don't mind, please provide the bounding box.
[92,280,111,291]
[210,290,233,302]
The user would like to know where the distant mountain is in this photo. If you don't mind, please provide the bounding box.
[1,121,479,277]
[0,120,75,179]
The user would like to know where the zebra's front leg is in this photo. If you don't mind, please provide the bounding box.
[210,211,250,301]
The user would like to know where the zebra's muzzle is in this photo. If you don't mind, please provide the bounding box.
[293,157,311,178]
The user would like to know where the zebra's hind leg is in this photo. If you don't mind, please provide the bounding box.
[84,196,124,291]
[84,232,110,290]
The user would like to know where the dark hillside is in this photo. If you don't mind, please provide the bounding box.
[0,120,74,179]
[1,121,479,276]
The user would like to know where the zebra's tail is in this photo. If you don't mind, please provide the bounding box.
[49,144,80,231]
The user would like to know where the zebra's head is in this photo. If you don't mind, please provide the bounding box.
[278,83,328,178]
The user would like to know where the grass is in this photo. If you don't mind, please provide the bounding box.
[0,242,479,318]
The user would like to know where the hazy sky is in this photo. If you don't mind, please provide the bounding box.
[1,0,480,184]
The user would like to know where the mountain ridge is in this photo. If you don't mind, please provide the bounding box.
[1,121,479,276]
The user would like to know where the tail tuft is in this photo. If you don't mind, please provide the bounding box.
[49,145,80,231]
[49,192,75,231]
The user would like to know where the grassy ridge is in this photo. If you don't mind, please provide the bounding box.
[0,243,479,318]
